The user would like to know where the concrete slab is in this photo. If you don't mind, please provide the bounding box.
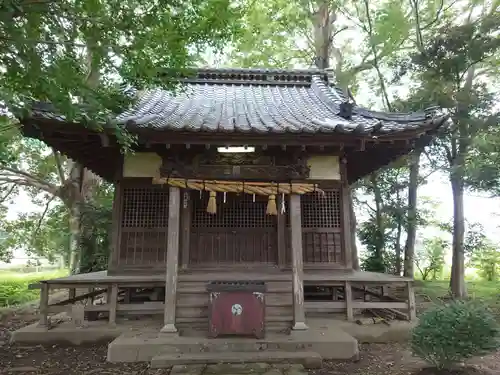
[10,322,123,345]
[11,316,412,363]
[10,318,162,345]
[107,326,358,362]
[307,317,417,343]
[343,320,417,343]
[150,351,322,369]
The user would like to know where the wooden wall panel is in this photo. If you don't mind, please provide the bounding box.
[176,273,293,332]
[119,230,167,265]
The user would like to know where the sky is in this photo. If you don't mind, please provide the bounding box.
[420,173,500,237]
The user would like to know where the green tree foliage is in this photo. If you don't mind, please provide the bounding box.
[79,185,113,273]
[0,0,243,146]
[0,205,69,263]
[0,0,243,272]
[470,245,500,282]
[391,1,500,297]
[228,0,311,68]
[227,0,457,277]
[411,300,500,370]
[415,237,447,281]
[0,184,113,270]
[465,127,500,196]
[357,164,436,275]
[465,223,500,281]
[0,121,20,163]
[0,136,110,270]
[358,167,410,274]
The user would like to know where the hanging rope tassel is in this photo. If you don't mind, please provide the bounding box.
[266,194,277,215]
[207,191,217,214]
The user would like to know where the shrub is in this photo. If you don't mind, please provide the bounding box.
[411,300,500,370]
[0,279,38,306]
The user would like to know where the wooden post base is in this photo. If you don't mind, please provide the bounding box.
[292,322,308,331]
[160,324,178,334]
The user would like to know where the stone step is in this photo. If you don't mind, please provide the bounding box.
[150,351,323,369]
[107,328,358,362]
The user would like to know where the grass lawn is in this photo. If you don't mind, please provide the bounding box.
[0,269,68,307]
[415,279,500,318]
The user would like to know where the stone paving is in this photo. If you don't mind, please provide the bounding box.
[169,363,308,375]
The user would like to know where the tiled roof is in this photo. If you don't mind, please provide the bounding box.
[116,68,444,136]
[29,68,445,137]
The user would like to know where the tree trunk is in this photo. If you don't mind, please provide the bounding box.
[395,218,402,275]
[450,172,467,298]
[69,201,81,275]
[312,0,331,70]
[67,161,83,274]
[447,63,474,298]
[79,168,99,273]
[370,173,385,263]
[404,150,420,278]
[71,39,101,274]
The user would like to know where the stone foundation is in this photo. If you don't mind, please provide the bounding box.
[11,317,417,366]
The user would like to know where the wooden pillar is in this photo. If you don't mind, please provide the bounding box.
[340,160,353,269]
[108,181,123,271]
[345,281,354,321]
[289,194,307,330]
[277,194,286,268]
[161,186,181,333]
[407,281,417,320]
[108,283,118,326]
[180,190,191,270]
[38,283,49,329]
[123,288,131,304]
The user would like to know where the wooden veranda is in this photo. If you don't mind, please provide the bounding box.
[31,268,416,332]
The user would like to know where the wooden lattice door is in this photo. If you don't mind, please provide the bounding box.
[189,192,278,265]
[285,189,343,265]
[118,183,170,269]
[301,189,342,263]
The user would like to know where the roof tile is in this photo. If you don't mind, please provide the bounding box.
[118,69,441,135]
[31,68,445,136]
